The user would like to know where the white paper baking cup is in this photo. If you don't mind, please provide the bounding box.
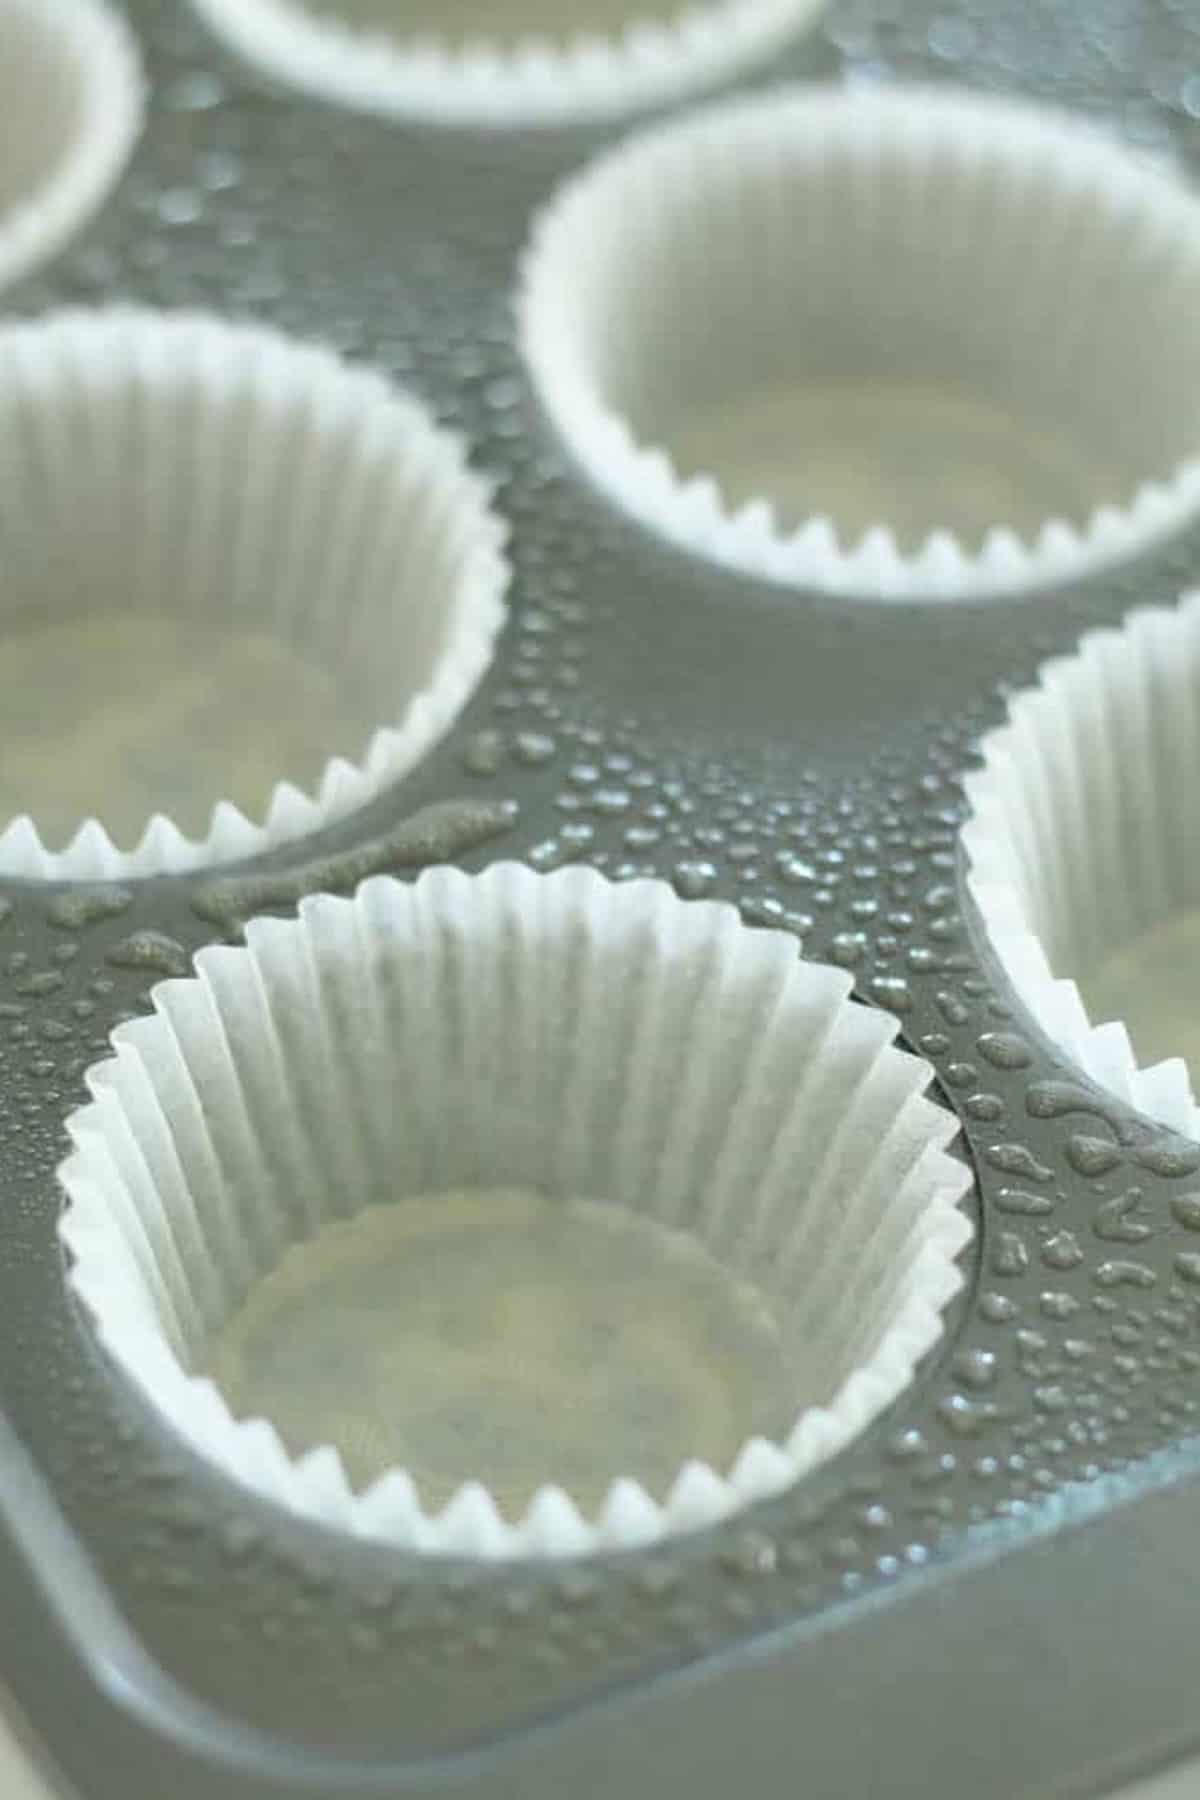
[59,864,971,1560]
[520,84,1200,603]
[0,0,143,295]
[0,309,508,882]
[964,592,1200,1137]
[186,0,825,129]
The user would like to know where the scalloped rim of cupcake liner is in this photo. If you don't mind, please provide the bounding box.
[963,592,1200,1139]
[58,866,973,1560]
[185,0,826,129]
[519,83,1200,603]
[0,308,510,884]
[0,0,144,295]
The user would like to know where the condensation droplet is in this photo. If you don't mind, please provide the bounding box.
[1042,1231,1085,1271]
[985,1144,1053,1182]
[976,1032,1032,1071]
[964,1093,1005,1122]
[991,1232,1029,1277]
[1067,1134,1122,1178]
[954,1349,998,1390]
[995,1188,1055,1218]
[980,1292,1018,1324]
[1094,1190,1152,1245]
[1135,1141,1200,1179]
[672,861,717,900]
[1094,1261,1156,1290]
[1171,1194,1200,1231]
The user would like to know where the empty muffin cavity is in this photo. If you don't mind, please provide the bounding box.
[0,0,143,294]
[186,0,825,128]
[59,865,971,1560]
[0,310,508,881]
[964,592,1200,1136]
[521,85,1200,601]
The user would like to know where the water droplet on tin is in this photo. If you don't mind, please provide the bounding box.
[196,149,240,193]
[1094,1190,1152,1244]
[1040,1291,1079,1320]
[980,1291,1018,1324]
[529,832,588,871]
[939,1394,991,1437]
[869,976,912,1012]
[1042,1231,1084,1271]
[672,860,717,900]
[512,732,556,767]
[977,1032,1032,1070]
[590,787,631,817]
[887,1427,927,1461]
[1171,1193,1200,1230]
[1066,1134,1122,1177]
[47,888,133,929]
[15,970,63,997]
[965,1093,1006,1122]
[991,1232,1029,1277]
[775,852,816,885]
[985,1143,1053,1182]
[1134,1141,1200,1178]
[1094,1260,1156,1289]
[955,1349,998,1390]
[1026,1081,1129,1139]
[106,932,191,979]
[157,188,203,227]
[995,1188,1055,1217]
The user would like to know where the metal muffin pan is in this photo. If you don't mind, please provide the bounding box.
[5,0,1200,1794]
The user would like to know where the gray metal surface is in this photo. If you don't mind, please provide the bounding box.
[4,0,1200,1795]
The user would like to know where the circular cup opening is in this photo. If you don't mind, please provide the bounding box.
[0,0,143,294]
[59,865,971,1559]
[186,0,825,128]
[521,85,1200,601]
[0,310,508,881]
[964,591,1200,1136]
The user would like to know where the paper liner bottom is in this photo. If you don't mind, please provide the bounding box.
[206,1188,797,1517]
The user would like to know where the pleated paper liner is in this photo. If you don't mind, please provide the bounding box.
[0,309,509,881]
[59,865,972,1561]
[520,83,1200,602]
[186,0,826,129]
[0,0,143,294]
[964,591,1200,1138]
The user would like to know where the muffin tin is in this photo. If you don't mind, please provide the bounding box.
[5,0,1200,1795]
